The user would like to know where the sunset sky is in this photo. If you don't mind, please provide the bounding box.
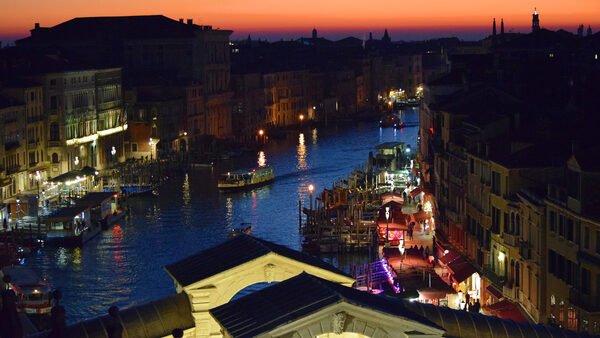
[1,0,600,43]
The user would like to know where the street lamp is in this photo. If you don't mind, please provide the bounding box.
[385,206,390,248]
[308,184,314,210]
[73,156,79,166]
[35,171,41,206]
[399,238,406,268]
[149,138,154,161]
[110,146,117,167]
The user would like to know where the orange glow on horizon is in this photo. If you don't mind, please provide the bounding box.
[1,0,600,40]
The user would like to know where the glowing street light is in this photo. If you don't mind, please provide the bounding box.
[385,206,390,248]
[149,138,154,160]
[308,184,314,210]
[258,129,264,136]
[73,156,79,166]
[399,238,405,256]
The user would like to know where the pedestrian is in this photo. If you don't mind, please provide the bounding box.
[465,293,471,312]
[473,299,481,313]
[172,328,184,338]
[106,306,124,338]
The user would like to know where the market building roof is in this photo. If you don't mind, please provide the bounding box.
[210,272,443,338]
[164,234,352,287]
[402,300,582,338]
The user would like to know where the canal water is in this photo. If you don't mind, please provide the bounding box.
[24,109,419,323]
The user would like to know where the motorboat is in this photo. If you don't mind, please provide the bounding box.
[218,166,274,191]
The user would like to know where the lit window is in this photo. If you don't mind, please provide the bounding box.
[549,53,555,58]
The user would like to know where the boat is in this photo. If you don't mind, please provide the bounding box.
[393,121,406,129]
[218,166,274,191]
[407,96,421,106]
[1,265,52,315]
[379,114,401,128]
[120,184,155,197]
[43,206,100,247]
[190,162,214,168]
[229,223,253,237]
[75,192,124,230]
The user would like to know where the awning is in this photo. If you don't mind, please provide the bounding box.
[447,256,478,284]
[409,188,423,198]
[413,210,430,222]
[418,288,452,300]
[381,192,404,205]
[486,284,504,300]
[79,166,98,176]
[485,299,529,323]
[438,250,461,265]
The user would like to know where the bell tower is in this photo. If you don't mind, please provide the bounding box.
[532,8,540,32]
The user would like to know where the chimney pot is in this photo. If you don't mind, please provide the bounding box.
[34,23,40,29]
[179,18,184,23]
[187,19,193,25]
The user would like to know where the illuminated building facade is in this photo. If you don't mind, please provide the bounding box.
[35,67,126,172]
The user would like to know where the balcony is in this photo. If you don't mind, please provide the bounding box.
[48,140,62,147]
[569,287,600,312]
[6,165,22,175]
[483,264,505,286]
[503,232,519,247]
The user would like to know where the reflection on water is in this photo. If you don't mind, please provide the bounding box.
[56,247,68,267]
[72,247,81,265]
[182,173,191,206]
[225,197,234,228]
[257,151,266,167]
[296,133,307,170]
[23,110,420,324]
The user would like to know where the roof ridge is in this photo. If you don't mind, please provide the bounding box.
[242,234,275,253]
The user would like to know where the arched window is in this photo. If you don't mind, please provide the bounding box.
[51,153,59,163]
[515,262,520,287]
[50,123,60,141]
[516,214,521,236]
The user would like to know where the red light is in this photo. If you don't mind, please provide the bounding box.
[429,127,434,134]
[113,194,118,199]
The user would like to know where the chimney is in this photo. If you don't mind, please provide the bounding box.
[179,18,184,23]
[187,19,193,25]
[34,23,40,29]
